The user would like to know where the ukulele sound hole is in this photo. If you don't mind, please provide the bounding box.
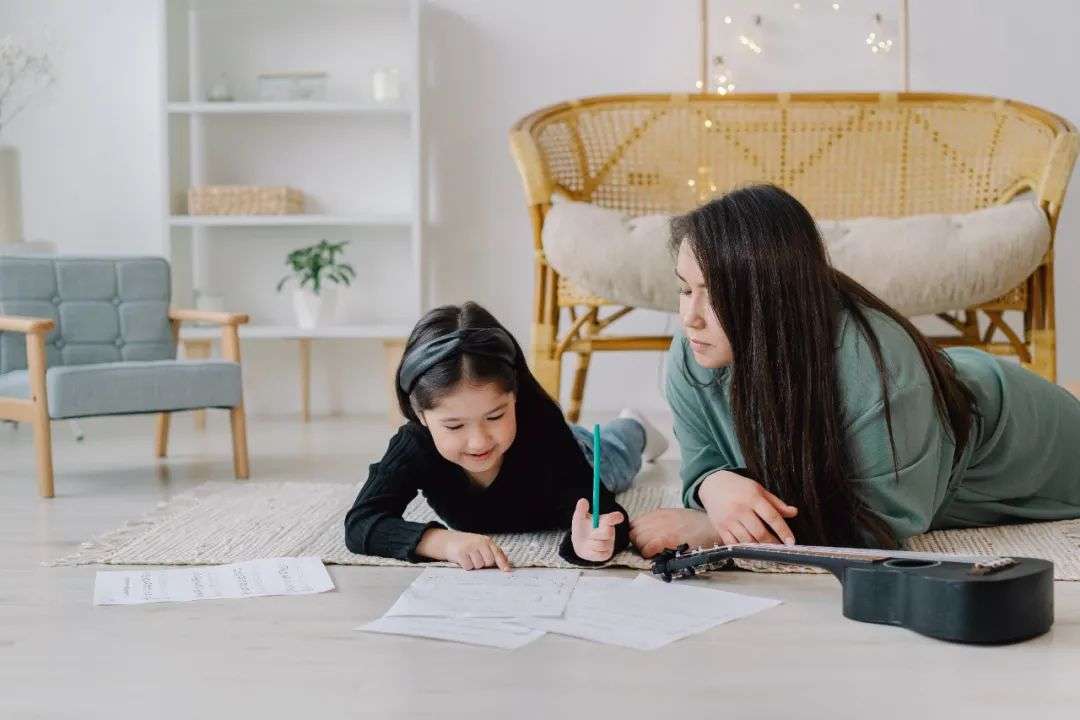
[883,558,941,569]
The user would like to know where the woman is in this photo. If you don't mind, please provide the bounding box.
[630,184,1080,557]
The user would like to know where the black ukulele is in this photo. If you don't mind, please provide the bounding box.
[651,543,1054,644]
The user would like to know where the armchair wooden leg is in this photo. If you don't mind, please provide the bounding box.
[155,412,171,458]
[26,333,54,498]
[31,406,54,498]
[566,350,592,424]
[229,405,250,479]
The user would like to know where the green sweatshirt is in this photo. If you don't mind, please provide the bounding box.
[666,308,1080,541]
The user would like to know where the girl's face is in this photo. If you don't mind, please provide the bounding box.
[418,380,517,485]
[676,241,734,369]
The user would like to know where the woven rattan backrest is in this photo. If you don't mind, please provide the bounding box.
[511,93,1077,222]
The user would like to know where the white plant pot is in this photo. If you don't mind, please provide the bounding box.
[292,288,338,328]
[0,146,24,245]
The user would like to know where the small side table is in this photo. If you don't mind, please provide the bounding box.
[180,324,409,426]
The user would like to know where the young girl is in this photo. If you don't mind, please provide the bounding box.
[345,302,667,569]
[630,183,1080,557]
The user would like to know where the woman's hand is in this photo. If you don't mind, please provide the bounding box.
[697,470,798,545]
[570,498,624,563]
[417,528,512,571]
[629,508,720,558]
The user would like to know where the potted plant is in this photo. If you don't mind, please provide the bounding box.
[276,239,356,328]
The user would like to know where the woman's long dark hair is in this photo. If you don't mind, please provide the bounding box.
[671,184,976,548]
[396,301,555,424]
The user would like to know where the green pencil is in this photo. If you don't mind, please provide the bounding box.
[592,423,601,529]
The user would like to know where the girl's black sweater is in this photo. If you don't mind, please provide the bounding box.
[344,400,630,566]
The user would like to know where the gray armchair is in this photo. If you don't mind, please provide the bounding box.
[0,255,249,497]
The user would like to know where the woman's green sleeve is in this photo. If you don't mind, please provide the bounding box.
[665,349,736,510]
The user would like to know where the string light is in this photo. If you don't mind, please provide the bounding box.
[723,16,733,24]
[712,55,736,94]
[736,15,764,55]
[739,35,763,54]
[866,13,894,54]
[792,2,802,9]
[832,2,841,9]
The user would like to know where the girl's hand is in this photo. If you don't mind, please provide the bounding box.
[570,498,624,562]
[420,528,512,571]
[698,470,798,545]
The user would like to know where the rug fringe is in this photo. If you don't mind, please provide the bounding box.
[43,483,227,567]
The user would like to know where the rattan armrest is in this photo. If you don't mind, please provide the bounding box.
[0,314,56,335]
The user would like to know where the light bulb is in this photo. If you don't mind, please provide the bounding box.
[866,14,894,55]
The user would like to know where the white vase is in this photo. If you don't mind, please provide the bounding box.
[292,287,338,328]
[0,146,24,245]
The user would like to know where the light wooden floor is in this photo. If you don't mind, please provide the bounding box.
[1,413,1077,719]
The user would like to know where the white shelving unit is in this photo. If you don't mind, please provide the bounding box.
[167,213,413,227]
[158,0,423,422]
[167,101,411,115]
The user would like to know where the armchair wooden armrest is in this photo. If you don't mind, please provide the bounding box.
[0,314,56,335]
[168,308,250,326]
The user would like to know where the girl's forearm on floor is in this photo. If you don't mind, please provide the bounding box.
[415,527,451,561]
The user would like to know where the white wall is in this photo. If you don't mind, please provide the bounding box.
[3,0,1079,418]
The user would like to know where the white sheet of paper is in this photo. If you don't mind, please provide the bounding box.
[92,557,335,606]
[521,574,781,650]
[358,616,545,650]
[384,568,580,618]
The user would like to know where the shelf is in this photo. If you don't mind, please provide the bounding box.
[167,101,410,116]
[169,214,412,228]
[179,323,412,341]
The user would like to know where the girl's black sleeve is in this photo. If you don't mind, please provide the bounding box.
[343,430,445,561]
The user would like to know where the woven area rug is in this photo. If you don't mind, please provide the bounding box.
[47,480,1080,580]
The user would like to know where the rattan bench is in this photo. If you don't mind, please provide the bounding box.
[510,92,1078,421]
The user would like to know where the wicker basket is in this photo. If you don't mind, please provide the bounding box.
[187,186,304,215]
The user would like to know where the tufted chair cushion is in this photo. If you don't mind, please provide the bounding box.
[0,256,175,374]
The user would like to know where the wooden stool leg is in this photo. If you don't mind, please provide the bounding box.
[26,333,54,498]
[383,339,406,427]
[182,339,213,430]
[155,412,171,458]
[299,338,311,423]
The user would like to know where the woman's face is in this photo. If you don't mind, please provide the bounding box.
[419,380,517,486]
[676,241,733,369]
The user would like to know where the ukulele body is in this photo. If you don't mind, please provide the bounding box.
[652,544,1054,643]
[839,556,1053,643]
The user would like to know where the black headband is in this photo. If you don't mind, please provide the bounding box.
[398,328,518,394]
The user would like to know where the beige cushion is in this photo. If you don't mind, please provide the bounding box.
[541,196,1050,316]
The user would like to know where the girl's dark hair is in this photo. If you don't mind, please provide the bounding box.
[671,184,976,548]
[396,301,553,423]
